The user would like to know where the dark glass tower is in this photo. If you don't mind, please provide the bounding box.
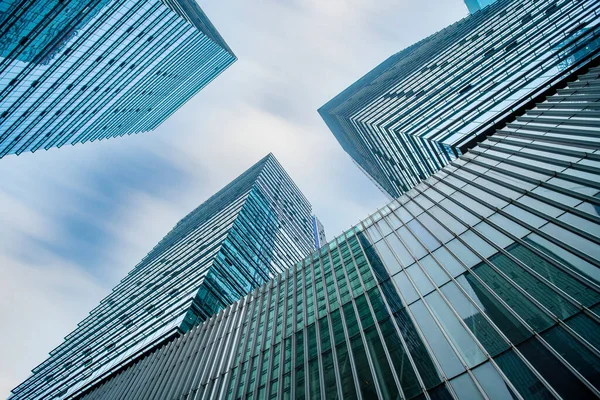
[74,65,600,399]
[10,154,317,400]
[0,0,235,157]
[319,0,600,197]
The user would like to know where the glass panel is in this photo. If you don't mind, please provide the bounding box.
[387,234,415,267]
[428,384,454,400]
[508,243,600,307]
[450,373,485,400]
[408,218,441,251]
[541,324,600,389]
[456,274,531,345]
[440,281,509,356]
[488,250,579,319]
[425,291,487,367]
[308,358,320,399]
[565,313,600,350]
[495,350,554,400]
[409,300,465,379]
[364,326,400,399]
[322,351,338,399]
[419,255,450,286]
[406,264,435,296]
[375,241,402,275]
[472,362,517,400]
[446,239,481,269]
[398,226,428,260]
[518,337,596,398]
[471,263,554,333]
[336,343,358,400]
[394,308,442,389]
[379,318,422,398]
[393,271,419,304]
[351,335,378,398]
[433,246,466,277]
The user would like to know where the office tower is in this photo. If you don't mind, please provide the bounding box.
[319,0,600,198]
[311,215,327,249]
[0,0,235,158]
[75,66,600,399]
[10,154,317,400]
[464,0,497,14]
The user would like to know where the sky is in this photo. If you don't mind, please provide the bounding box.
[0,0,467,396]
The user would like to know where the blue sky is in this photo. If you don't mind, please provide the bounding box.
[0,0,467,395]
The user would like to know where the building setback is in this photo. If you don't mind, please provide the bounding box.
[319,0,600,198]
[0,0,235,157]
[76,66,600,399]
[10,154,317,399]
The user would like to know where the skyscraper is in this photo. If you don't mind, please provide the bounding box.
[10,154,317,400]
[311,215,327,249]
[464,0,497,14]
[319,0,600,197]
[0,0,235,158]
[74,65,600,399]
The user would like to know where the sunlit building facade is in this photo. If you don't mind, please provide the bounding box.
[0,0,235,157]
[11,154,317,399]
[77,66,600,399]
[319,0,600,197]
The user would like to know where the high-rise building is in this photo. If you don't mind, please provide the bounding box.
[311,215,327,249]
[74,65,600,399]
[464,0,497,14]
[0,0,235,158]
[319,0,600,197]
[10,154,317,400]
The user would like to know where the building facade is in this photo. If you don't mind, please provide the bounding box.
[319,0,600,197]
[76,66,600,399]
[464,0,497,14]
[311,215,327,249]
[0,0,235,157]
[10,154,317,399]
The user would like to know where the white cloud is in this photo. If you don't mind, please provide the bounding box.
[0,0,467,397]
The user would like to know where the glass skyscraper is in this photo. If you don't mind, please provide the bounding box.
[319,0,600,198]
[74,65,600,399]
[0,0,235,158]
[464,0,497,14]
[10,154,317,400]
[311,215,327,249]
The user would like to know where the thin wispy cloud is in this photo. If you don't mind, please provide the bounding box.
[0,0,467,396]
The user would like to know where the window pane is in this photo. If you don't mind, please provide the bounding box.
[455,274,531,345]
[394,308,442,389]
[419,255,450,286]
[425,291,487,368]
[541,324,600,389]
[440,281,509,356]
[407,265,435,296]
[364,325,400,399]
[471,263,554,333]
[450,373,485,400]
[472,362,516,400]
[379,318,422,398]
[393,271,419,305]
[488,251,578,319]
[433,246,466,277]
[409,300,465,379]
[518,337,596,399]
[495,350,553,400]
